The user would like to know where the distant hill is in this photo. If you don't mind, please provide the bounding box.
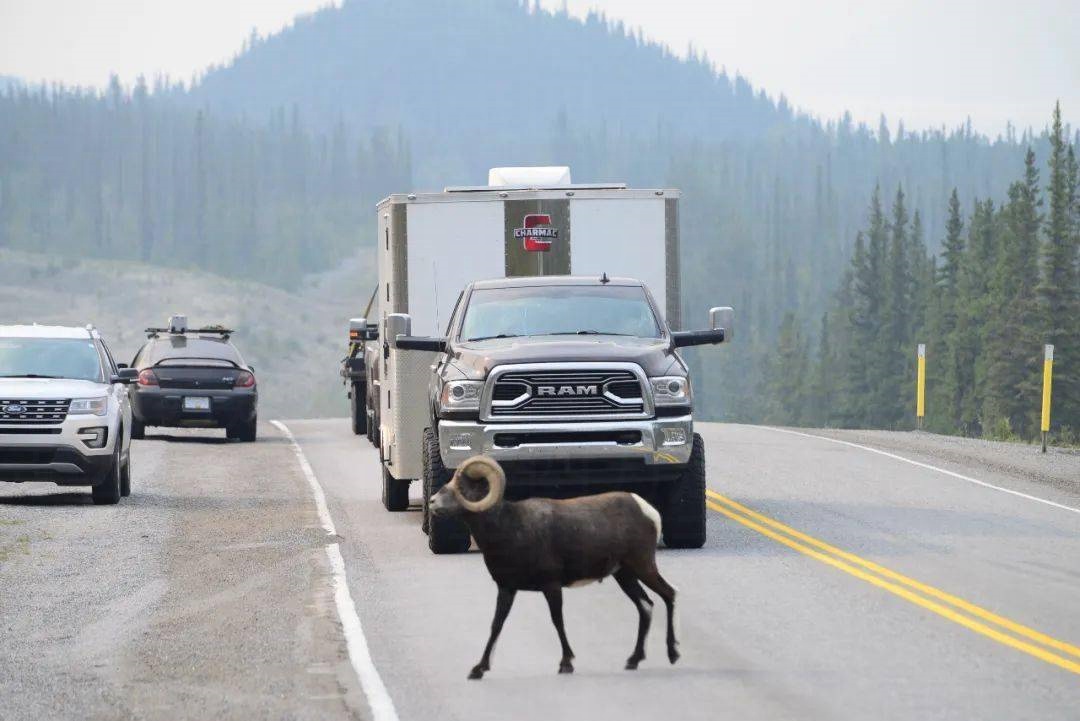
[188,0,801,183]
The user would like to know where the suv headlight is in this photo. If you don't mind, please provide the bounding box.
[69,397,109,416]
[439,380,484,412]
[649,376,691,406]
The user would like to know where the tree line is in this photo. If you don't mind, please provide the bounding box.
[757,104,1079,441]
[0,79,412,287]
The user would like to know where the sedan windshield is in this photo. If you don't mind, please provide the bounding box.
[0,338,104,382]
[460,285,661,341]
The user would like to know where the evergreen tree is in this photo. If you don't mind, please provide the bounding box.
[984,148,1042,435]
[1037,103,1080,431]
[881,185,912,427]
[761,313,809,425]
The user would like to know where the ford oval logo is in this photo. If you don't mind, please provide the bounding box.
[4,403,26,414]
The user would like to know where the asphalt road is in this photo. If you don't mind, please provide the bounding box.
[2,421,1078,720]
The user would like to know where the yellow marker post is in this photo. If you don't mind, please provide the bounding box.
[916,344,926,430]
[1041,344,1054,453]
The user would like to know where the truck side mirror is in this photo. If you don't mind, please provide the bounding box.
[349,317,377,342]
[709,307,734,340]
[385,314,412,343]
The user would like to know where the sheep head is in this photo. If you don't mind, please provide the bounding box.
[430,455,506,516]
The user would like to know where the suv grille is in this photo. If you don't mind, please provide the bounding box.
[489,369,645,419]
[0,399,70,425]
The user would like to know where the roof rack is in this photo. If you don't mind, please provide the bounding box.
[145,326,233,339]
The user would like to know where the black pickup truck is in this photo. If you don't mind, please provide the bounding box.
[393,275,733,554]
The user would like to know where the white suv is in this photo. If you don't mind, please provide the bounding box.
[0,325,137,504]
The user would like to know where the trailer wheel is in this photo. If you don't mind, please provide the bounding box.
[661,433,707,549]
[350,383,367,435]
[423,427,471,554]
[381,463,411,512]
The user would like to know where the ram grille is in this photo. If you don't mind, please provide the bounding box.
[488,369,645,419]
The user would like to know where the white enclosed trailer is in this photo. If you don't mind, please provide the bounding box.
[374,168,681,485]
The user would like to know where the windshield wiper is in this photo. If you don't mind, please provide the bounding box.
[0,374,63,379]
[467,334,521,342]
[548,330,635,337]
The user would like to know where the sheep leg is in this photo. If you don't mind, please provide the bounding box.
[638,567,679,664]
[614,568,653,670]
[542,586,575,674]
[469,587,516,680]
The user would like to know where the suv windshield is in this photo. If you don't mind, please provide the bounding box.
[0,338,105,382]
[461,285,661,341]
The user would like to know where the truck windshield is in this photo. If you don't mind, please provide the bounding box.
[0,338,105,382]
[461,285,661,341]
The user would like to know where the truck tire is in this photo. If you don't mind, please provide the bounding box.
[661,433,706,549]
[350,383,367,435]
[91,442,123,505]
[131,417,145,440]
[423,427,471,554]
[381,464,411,512]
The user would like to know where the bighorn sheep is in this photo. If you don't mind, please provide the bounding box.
[429,455,680,679]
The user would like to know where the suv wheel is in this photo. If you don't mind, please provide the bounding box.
[350,385,367,435]
[661,433,706,549]
[381,463,410,512]
[91,442,122,505]
[423,427,471,554]
[120,447,132,497]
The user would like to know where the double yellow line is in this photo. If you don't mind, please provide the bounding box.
[705,489,1080,675]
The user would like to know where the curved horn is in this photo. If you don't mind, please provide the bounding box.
[453,455,506,513]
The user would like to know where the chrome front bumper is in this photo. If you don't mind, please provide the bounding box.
[437,416,693,469]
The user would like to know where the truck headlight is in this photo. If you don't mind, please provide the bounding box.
[439,380,484,412]
[649,376,691,406]
[69,397,109,416]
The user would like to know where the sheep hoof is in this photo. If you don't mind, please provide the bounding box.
[558,660,574,674]
[468,665,486,680]
[625,658,641,670]
[668,648,680,665]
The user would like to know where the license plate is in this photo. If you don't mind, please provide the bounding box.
[183,396,211,411]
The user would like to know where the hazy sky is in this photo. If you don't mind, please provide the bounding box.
[1,0,1076,135]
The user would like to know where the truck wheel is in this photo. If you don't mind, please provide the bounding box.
[368,412,380,447]
[381,464,411,512]
[91,443,123,505]
[131,418,145,440]
[661,433,706,549]
[423,427,471,554]
[350,384,367,435]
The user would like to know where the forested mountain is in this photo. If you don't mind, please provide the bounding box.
[757,105,1080,440]
[1,0,1074,430]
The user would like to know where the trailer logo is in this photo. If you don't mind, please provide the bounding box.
[514,214,557,252]
[536,385,598,397]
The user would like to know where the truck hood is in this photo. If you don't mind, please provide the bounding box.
[0,378,108,399]
[449,336,682,378]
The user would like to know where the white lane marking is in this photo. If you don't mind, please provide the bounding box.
[631,492,662,539]
[761,426,1080,517]
[271,420,399,721]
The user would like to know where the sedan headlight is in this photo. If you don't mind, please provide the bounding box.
[439,380,484,412]
[69,397,109,416]
[650,376,691,406]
